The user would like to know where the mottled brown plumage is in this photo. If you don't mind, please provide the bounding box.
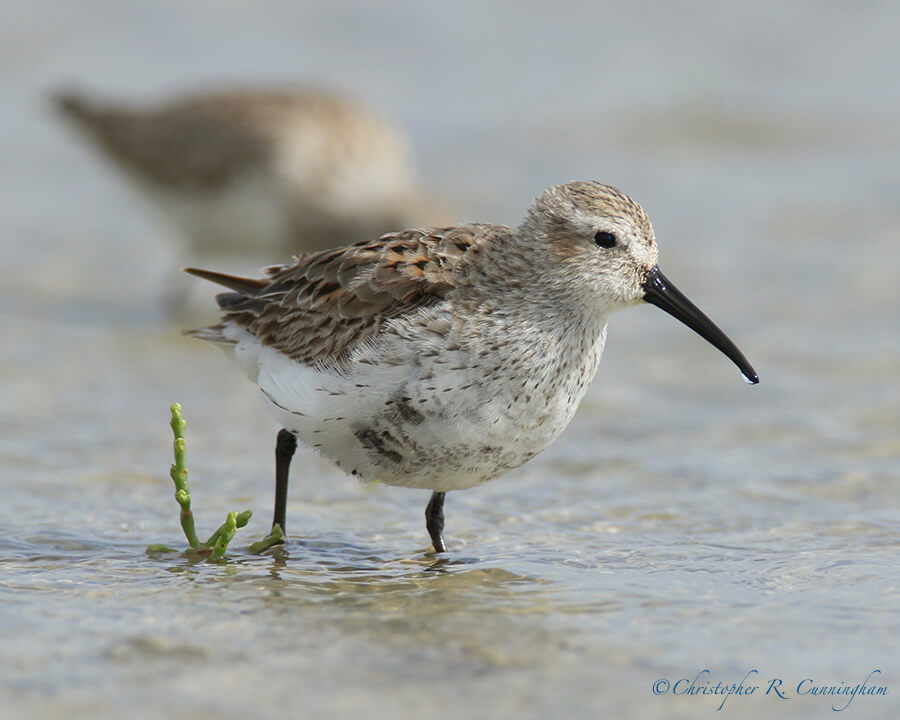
[185,223,498,364]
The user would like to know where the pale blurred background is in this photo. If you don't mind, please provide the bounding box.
[1,2,898,719]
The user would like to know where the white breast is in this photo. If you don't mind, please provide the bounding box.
[220,306,609,491]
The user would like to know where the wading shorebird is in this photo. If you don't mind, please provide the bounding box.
[185,181,758,552]
[53,86,448,256]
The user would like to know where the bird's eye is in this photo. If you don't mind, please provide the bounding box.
[594,231,617,249]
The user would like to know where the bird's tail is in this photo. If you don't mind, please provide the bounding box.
[182,324,234,345]
[182,267,270,344]
[50,89,113,129]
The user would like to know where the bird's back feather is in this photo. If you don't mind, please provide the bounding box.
[184,224,510,365]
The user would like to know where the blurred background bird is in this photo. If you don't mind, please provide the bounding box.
[53,86,452,313]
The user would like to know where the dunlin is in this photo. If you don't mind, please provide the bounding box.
[54,87,447,255]
[186,181,758,552]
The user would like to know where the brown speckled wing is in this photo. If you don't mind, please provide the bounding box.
[187,224,503,365]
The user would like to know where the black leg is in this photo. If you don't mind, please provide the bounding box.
[273,428,297,534]
[425,491,447,553]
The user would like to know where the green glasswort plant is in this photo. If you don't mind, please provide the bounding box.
[147,403,282,560]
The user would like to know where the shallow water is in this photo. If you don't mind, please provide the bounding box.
[2,2,899,719]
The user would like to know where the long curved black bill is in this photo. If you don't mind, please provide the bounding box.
[642,266,759,384]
